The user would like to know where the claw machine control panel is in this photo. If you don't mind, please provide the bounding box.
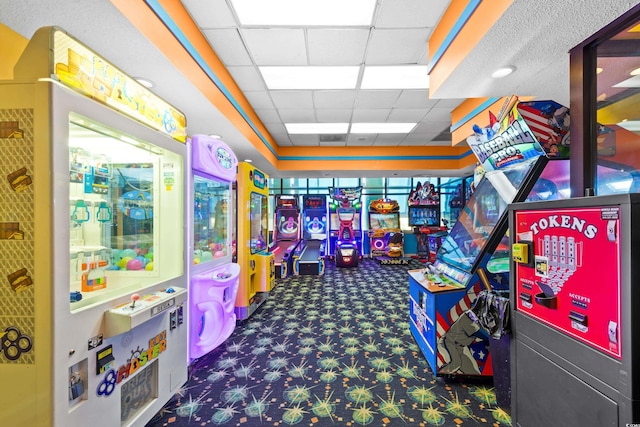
[0,27,189,427]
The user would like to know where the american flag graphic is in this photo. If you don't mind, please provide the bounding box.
[435,281,487,370]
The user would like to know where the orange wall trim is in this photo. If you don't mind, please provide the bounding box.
[428,0,513,96]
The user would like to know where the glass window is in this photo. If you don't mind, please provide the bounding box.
[596,19,640,194]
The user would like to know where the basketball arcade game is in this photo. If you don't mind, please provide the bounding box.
[188,135,240,361]
[409,98,557,377]
[0,27,188,426]
[235,162,274,320]
[270,194,300,278]
[368,198,409,265]
[293,194,327,275]
[328,187,363,268]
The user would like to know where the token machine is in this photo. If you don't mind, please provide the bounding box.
[235,162,274,320]
[188,135,240,361]
[0,27,189,427]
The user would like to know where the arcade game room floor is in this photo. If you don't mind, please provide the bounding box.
[145,259,511,427]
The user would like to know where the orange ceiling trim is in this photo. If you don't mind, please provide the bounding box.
[275,157,476,173]
[451,97,505,146]
[428,0,513,96]
[109,0,278,164]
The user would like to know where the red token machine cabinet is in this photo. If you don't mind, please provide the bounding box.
[0,28,189,426]
[509,194,640,427]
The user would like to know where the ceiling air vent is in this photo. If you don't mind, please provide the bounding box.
[319,134,347,143]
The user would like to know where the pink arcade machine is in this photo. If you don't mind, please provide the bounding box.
[188,135,240,361]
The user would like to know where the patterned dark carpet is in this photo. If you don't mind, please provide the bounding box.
[145,259,512,426]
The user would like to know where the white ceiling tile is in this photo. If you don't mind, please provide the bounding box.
[264,122,287,134]
[226,66,267,91]
[395,90,434,108]
[346,134,375,146]
[242,29,307,65]
[289,134,320,146]
[307,29,370,65]
[412,122,451,134]
[202,29,253,66]
[433,98,465,109]
[278,109,316,122]
[316,109,353,122]
[254,109,281,123]
[388,108,426,122]
[319,140,347,147]
[354,90,401,108]
[274,137,293,146]
[243,91,275,109]
[270,91,314,109]
[365,29,430,65]
[374,0,449,28]
[422,107,452,122]
[314,90,357,109]
[374,134,405,145]
[351,109,391,122]
[182,0,237,28]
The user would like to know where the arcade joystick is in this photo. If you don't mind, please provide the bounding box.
[130,293,140,309]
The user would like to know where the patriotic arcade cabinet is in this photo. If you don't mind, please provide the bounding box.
[0,28,189,426]
[409,98,562,377]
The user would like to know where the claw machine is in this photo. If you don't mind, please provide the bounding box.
[509,194,640,427]
[188,135,240,361]
[0,27,189,426]
[234,162,274,320]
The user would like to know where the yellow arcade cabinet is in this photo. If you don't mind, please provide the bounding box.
[234,162,274,320]
[0,27,189,427]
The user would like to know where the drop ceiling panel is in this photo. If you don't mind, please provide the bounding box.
[422,107,452,122]
[242,28,307,65]
[313,90,357,108]
[374,134,405,145]
[307,29,370,65]
[395,90,434,108]
[243,90,276,109]
[183,0,237,28]
[226,66,267,91]
[388,108,427,122]
[278,109,316,122]
[351,109,392,122]
[375,0,449,28]
[316,109,353,122]
[270,91,314,109]
[354,90,402,108]
[365,28,430,65]
[346,134,375,145]
[289,134,320,145]
[254,108,281,123]
[412,122,450,134]
[202,29,253,66]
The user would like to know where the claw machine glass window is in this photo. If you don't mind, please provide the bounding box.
[68,113,183,311]
[193,176,232,265]
[250,192,268,253]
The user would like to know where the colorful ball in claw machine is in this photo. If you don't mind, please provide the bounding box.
[201,251,213,262]
[145,262,154,271]
[121,249,137,259]
[126,258,144,270]
[117,257,133,269]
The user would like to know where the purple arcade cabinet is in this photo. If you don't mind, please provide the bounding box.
[188,134,240,361]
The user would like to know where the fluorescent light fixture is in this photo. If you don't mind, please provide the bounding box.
[260,66,359,90]
[285,123,349,134]
[491,66,516,79]
[351,123,417,133]
[361,66,429,89]
[230,0,376,26]
[134,77,155,88]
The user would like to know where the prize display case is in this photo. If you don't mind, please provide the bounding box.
[0,27,188,427]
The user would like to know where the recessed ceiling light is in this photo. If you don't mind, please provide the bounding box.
[135,78,155,88]
[260,66,359,90]
[285,123,349,134]
[209,134,222,139]
[596,67,604,74]
[361,66,430,89]
[351,123,417,133]
[491,66,516,79]
[630,67,640,76]
[230,0,376,26]
[244,159,253,163]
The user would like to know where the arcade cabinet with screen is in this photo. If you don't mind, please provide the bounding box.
[293,195,327,275]
[0,27,189,427]
[188,135,240,361]
[270,194,301,278]
[409,97,558,378]
[368,198,409,264]
[408,180,445,261]
[235,162,275,320]
[329,187,363,268]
